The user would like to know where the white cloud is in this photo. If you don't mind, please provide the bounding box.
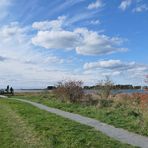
[0,23,37,64]
[32,30,80,50]
[83,59,135,70]
[75,28,127,55]
[119,0,148,12]
[0,22,70,88]
[119,0,132,11]
[84,59,148,76]
[88,0,103,10]
[0,23,65,66]
[90,20,100,25]
[133,4,148,12]
[32,16,66,31]
[0,22,28,38]
[43,56,64,64]
[83,59,148,84]
[0,58,95,88]
[0,22,147,87]
[32,17,127,56]
[0,22,100,88]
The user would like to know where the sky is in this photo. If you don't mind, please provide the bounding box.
[0,0,148,88]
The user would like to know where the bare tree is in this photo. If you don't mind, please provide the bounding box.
[95,76,114,107]
[96,76,114,99]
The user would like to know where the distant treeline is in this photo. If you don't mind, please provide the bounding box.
[47,85,148,90]
[84,85,148,90]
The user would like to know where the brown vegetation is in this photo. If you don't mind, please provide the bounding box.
[53,80,84,103]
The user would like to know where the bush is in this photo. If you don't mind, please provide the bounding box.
[53,80,84,103]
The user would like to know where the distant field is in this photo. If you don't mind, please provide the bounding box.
[12,92,148,136]
[0,99,134,148]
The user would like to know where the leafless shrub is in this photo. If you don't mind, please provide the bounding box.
[53,80,84,103]
[95,76,114,107]
[96,76,114,100]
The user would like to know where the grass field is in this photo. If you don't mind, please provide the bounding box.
[12,92,148,136]
[0,99,135,148]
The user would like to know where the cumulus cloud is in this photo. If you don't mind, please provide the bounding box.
[32,30,80,50]
[83,59,148,79]
[133,4,148,12]
[32,17,127,56]
[75,28,127,55]
[119,0,132,11]
[88,0,103,10]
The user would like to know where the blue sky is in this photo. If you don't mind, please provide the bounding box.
[0,0,148,88]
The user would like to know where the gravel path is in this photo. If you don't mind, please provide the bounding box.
[5,98,148,148]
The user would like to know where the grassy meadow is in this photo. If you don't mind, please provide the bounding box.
[12,91,148,136]
[0,99,135,148]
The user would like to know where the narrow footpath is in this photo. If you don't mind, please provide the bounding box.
[3,97,148,148]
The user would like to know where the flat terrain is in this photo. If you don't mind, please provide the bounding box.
[0,99,134,148]
[13,92,148,136]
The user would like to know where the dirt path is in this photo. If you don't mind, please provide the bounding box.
[6,98,148,148]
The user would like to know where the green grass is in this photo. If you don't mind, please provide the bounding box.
[0,99,135,148]
[13,92,148,136]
